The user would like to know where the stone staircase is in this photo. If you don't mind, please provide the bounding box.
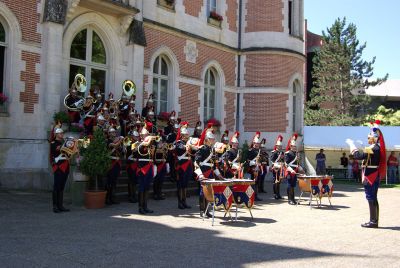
[115,160,199,201]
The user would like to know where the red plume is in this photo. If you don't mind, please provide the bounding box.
[274,135,283,150]
[286,133,298,151]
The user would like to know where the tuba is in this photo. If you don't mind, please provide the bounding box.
[63,74,87,111]
[123,80,136,97]
[74,74,87,93]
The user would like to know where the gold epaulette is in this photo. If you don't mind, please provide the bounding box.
[364,145,374,155]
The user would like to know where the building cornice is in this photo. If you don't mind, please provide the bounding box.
[143,18,306,59]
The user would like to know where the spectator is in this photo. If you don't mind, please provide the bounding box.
[315,149,326,175]
[347,155,354,179]
[387,151,398,184]
[351,157,360,182]
[340,152,348,168]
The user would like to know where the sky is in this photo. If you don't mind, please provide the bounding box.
[305,0,399,80]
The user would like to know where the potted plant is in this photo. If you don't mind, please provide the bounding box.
[79,128,111,209]
[158,0,175,9]
[208,11,223,27]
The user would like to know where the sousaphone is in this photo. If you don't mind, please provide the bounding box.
[122,79,136,97]
[63,74,87,111]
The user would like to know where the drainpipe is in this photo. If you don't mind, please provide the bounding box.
[236,0,243,132]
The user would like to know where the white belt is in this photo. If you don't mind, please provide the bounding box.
[289,164,297,167]
[138,159,151,162]
[127,156,136,161]
[86,115,95,118]
[155,159,166,163]
[55,156,67,163]
[178,156,189,160]
[363,165,378,168]
[111,156,120,160]
[201,163,213,167]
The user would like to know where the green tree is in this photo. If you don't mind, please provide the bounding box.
[363,105,400,126]
[305,17,388,126]
[79,128,111,190]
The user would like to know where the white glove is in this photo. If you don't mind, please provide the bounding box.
[166,163,170,174]
[345,138,357,152]
[198,174,205,181]
[153,164,157,178]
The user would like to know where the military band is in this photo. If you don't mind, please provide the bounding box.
[57,74,362,224]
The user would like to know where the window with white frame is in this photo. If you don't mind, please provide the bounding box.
[209,0,217,13]
[69,28,107,97]
[0,20,6,97]
[152,55,169,113]
[204,68,217,121]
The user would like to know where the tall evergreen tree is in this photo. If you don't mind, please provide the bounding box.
[305,17,388,126]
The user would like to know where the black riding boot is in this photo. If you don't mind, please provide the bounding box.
[58,191,70,212]
[153,181,159,200]
[277,183,282,199]
[289,187,297,205]
[52,191,61,213]
[273,183,278,199]
[158,180,165,200]
[254,185,262,201]
[361,200,378,228]
[143,191,154,213]
[138,192,145,214]
[182,188,191,209]
[178,188,185,209]
[129,183,138,203]
[105,186,112,205]
[109,186,119,204]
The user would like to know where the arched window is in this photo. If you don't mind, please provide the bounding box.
[69,28,107,96]
[152,55,169,113]
[204,68,217,121]
[0,20,6,97]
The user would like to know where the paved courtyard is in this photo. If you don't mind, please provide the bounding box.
[0,183,399,268]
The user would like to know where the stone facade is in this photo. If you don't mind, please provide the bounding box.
[0,0,305,189]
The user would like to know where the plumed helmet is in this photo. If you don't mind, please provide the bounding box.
[205,129,215,140]
[274,135,283,150]
[147,93,154,105]
[252,132,261,145]
[97,115,105,121]
[230,131,240,144]
[286,133,298,151]
[54,128,64,134]
[169,110,176,121]
[221,130,229,142]
[108,127,116,133]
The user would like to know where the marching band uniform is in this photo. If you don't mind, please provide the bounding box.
[221,132,241,179]
[126,128,140,203]
[65,88,82,123]
[214,130,229,177]
[284,134,300,205]
[259,138,269,193]
[175,123,193,209]
[166,118,180,182]
[50,128,70,213]
[194,126,221,217]
[105,128,123,205]
[271,135,284,199]
[153,130,168,201]
[346,121,386,228]
[82,95,96,136]
[118,95,130,137]
[246,132,263,202]
[137,122,156,214]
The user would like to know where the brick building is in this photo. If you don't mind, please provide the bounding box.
[0,0,305,189]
